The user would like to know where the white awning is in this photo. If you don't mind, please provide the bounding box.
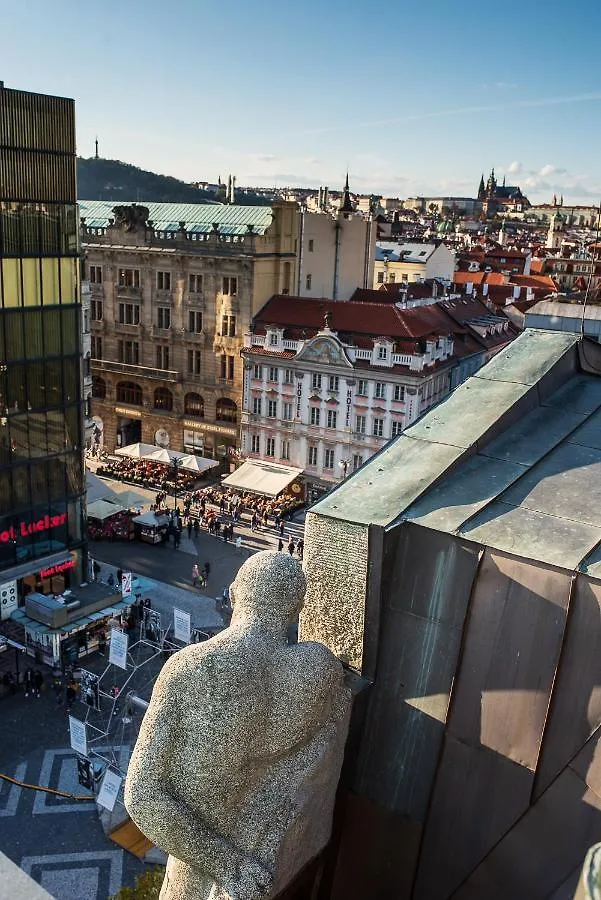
[87,499,127,521]
[179,454,219,474]
[222,461,303,498]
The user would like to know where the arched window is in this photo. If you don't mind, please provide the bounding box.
[153,387,173,411]
[116,381,143,406]
[216,397,237,424]
[92,376,106,399]
[184,393,204,417]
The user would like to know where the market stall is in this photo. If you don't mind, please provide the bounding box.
[87,499,134,541]
[132,510,170,545]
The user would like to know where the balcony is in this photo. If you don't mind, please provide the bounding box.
[92,359,180,383]
[116,284,143,298]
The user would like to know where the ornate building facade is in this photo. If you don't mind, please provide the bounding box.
[82,201,298,461]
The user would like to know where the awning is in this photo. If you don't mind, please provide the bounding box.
[11,599,131,637]
[87,499,127,521]
[222,461,303,498]
[0,550,74,584]
[86,472,122,505]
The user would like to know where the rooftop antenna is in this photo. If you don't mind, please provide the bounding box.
[94,136,99,159]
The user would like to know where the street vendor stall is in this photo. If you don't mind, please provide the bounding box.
[132,510,170,545]
[87,499,134,541]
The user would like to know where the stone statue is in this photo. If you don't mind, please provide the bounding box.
[125,551,351,900]
[111,204,149,232]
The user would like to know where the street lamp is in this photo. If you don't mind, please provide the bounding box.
[339,458,350,480]
[172,457,183,511]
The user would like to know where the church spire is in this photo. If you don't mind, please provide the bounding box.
[339,172,354,214]
[478,174,485,200]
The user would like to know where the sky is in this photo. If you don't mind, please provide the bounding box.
[3,0,601,204]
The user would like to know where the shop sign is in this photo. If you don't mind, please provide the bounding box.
[173,608,191,643]
[345,388,353,428]
[121,572,132,597]
[69,715,88,757]
[109,629,129,670]
[182,420,237,437]
[0,512,67,543]
[97,768,122,812]
[115,406,143,418]
[40,559,75,579]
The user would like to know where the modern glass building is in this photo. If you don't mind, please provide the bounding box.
[0,83,86,611]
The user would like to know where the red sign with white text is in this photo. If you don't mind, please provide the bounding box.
[0,512,68,544]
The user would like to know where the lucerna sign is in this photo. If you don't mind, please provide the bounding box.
[0,512,68,543]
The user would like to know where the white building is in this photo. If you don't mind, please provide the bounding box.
[374,242,456,287]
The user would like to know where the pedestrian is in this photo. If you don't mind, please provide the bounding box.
[116,568,123,588]
[279,520,285,537]
[52,672,62,705]
[278,538,284,552]
[98,631,107,655]
[107,573,115,589]
[24,668,34,698]
[199,567,207,589]
[33,669,44,698]
[66,681,76,709]
[2,672,16,695]
[204,561,211,579]
[92,560,101,582]
[192,563,200,587]
[297,538,304,559]
[193,519,200,539]
[235,536,242,552]
[288,540,295,556]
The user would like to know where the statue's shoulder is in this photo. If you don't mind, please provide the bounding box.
[293,640,343,677]
[154,640,234,692]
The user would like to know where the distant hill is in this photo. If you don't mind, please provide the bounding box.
[77,157,271,206]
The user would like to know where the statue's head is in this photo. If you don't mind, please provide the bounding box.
[231,550,306,626]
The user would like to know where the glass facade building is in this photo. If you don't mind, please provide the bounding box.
[0,84,85,591]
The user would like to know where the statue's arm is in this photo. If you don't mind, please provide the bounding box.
[124,662,270,894]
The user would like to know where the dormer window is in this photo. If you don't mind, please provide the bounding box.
[269,332,278,346]
[378,346,388,360]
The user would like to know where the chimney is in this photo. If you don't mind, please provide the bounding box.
[324,186,329,208]
[482,283,489,296]
[466,282,473,295]
[513,285,521,299]
[318,187,323,209]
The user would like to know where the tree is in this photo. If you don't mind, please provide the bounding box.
[110,867,166,900]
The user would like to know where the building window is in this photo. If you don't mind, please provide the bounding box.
[324,448,335,469]
[221,315,236,337]
[118,268,140,287]
[267,400,277,418]
[375,382,387,400]
[311,373,322,390]
[91,336,102,359]
[308,445,318,467]
[187,349,202,375]
[156,345,170,369]
[220,354,235,381]
[281,439,290,460]
[157,307,171,329]
[284,369,293,384]
[157,271,171,290]
[154,387,173,411]
[373,417,384,437]
[327,410,338,429]
[116,382,143,405]
[89,265,102,284]
[355,414,366,434]
[377,272,384,284]
[268,366,279,382]
[91,299,103,321]
[282,402,293,421]
[251,434,260,453]
[308,239,314,252]
[352,453,363,471]
[253,364,263,380]
[92,376,106,399]
[306,274,312,290]
[391,420,403,437]
[118,302,140,325]
[357,379,368,395]
[266,437,275,457]
[216,398,237,423]
[389,273,396,284]
[83,354,91,378]
[402,273,409,281]
[184,393,204,417]
[222,276,237,296]
[118,340,139,365]
[310,407,321,426]
[394,384,405,402]
[269,332,279,346]
[252,397,262,416]
[189,273,203,293]
[188,310,203,333]
[378,346,388,360]
[328,375,339,392]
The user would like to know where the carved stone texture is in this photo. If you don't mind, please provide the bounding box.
[125,550,350,900]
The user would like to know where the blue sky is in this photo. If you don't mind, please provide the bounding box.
[3,0,601,203]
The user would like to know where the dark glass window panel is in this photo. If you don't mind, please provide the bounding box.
[44,359,63,408]
[25,412,48,457]
[23,310,44,359]
[0,468,11,516]
[60,307,79,354]
[7,363,27,411]
[4,313,24,360]
[43,308,63,355]
[26,361,46,410]
[62,359,79,404]
[47,456,66,502]
[29,459,50,507]
[65,450,83,496]
[63,404,81,451]
[11,464,31,513]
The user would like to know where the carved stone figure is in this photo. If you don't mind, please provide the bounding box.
[125,551,350,900]
[111,204,149,232]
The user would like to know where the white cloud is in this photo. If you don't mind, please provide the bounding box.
[539,164,556,177]
[507,160,522,174]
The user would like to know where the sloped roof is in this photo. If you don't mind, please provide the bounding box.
[375,242,437,263]
[79,199,275,235]
[310,330,601,571]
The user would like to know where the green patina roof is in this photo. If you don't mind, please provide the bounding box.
[78,199,275,236]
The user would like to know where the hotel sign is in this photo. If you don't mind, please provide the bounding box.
[115,407,143,418]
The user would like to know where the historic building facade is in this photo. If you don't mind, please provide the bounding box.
[240,295,515,499]
[82,200,298,460]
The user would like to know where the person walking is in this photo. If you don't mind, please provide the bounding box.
[92,560,101,583]
[24,668,34,698]
[116,568,123,588]
[192,564,200,587]
[279,520,285,537]
[193,519,200,539]
[278,538,284,552]
[204,561,211,585]
[297,538,304,559]
[288,539,296,556]
[98,632,107,656]
[66,681,77,709]
[33,669,44,698]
